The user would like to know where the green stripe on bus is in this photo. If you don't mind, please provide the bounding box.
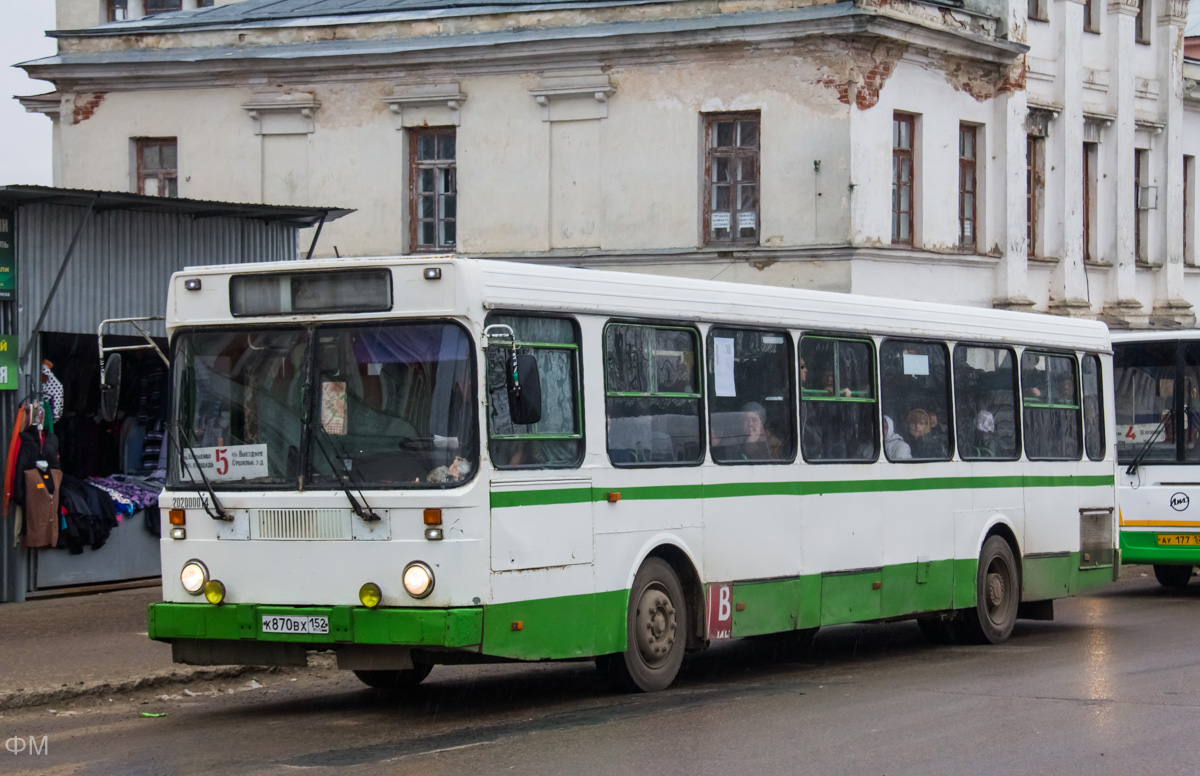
[489,474,1115,509]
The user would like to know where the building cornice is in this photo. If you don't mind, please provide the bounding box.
[21,6,1026,94]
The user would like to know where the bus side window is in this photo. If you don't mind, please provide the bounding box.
[880,339,953,462]
[799,336,877,462]
[1082,354,1105,461]
[1022,352,1082,460]
[485,314,584,469]
[706,328,795,464]
[605,323,703,466]
[953,345,1020,461]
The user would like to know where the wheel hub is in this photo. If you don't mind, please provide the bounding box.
[986,571,1006,609]
[635,586,677,666]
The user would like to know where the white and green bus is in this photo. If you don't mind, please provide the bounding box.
[1113,331,1200,589]
[149,257,1117,692]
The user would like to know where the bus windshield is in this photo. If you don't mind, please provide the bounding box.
[1114,339,1200,465]
[169,322,477,490]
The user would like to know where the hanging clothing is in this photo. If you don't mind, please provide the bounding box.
[22,468,62,549]
[11,428,62,508]
[3,403,28,516]
[41,362,65,422]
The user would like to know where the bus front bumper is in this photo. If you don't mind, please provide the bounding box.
[148,602,483,648]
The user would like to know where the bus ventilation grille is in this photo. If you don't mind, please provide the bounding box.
[1079,507,1115,567]
[252,509,353,540]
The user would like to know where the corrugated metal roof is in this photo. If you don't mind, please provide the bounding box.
[0,186,352,228]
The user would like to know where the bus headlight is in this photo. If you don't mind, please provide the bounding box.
[402,562,435,599]
[359,582,382,608]
[181,560,208,595]
[204,580,226,605]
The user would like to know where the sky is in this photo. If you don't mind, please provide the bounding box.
[2,1,1200,188]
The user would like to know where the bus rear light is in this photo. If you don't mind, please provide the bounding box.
[423,508,442,525]
[425,528,443,541]
[169,509,186,526]
[170,528,187,540]
[403,562,435,599]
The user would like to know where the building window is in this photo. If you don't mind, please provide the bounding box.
[409,127,456,252]
[1135,0,1150,44]
[1026,136,1043,258]
[892,113,915,246]
[959,124,977,252]
[136,138,178,197]
[1185,156,1194,266]
[107,0,127,21]
[1083,0,1099,33]
[1135,148,1148,261]
[199,0,214,6]
[144,0,183,14]
[703,112,759,245]
[1084,142,1098,262]
[1028,0,1048,22]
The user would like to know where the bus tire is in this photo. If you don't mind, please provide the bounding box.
[353,662,433,691]
[962,535,1020,645]
[599,558,687,692]
[1152,564,1194,590]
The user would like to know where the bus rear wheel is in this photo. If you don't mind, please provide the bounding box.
[353,662,433,691]
[961,536,1019,644]
[598,558,687,692]
[1152,564,1194,590]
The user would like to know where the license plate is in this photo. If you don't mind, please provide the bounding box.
[1156,534,1200,546]
[261,615,329,635]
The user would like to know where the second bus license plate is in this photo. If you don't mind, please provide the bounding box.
[1156,534,1200,546]
[261,615,329,635]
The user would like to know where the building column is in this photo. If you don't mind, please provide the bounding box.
[994,0,1034,311]
[1103,0,1144,323]
[1151,0,1194,324]
[1050,0,1092,315]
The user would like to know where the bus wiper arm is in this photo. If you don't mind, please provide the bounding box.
[310,421,380,523]
[1126,410,1170,476]
[170,425,231,521]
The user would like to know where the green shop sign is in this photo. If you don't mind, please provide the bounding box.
[0,336,16,390]
[0,208,14,301]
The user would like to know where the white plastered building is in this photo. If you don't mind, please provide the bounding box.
[16,0,1200,327]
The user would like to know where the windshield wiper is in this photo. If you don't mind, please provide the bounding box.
[170,424,231,521]
[310,420,381,523]
[1126,410,1171,476]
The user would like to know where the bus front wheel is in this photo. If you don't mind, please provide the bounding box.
[598,558,687,692]
[1152,564,1194,590]
[353,662,433,691]
[962,536,1019,644]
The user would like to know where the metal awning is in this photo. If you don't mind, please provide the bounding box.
[0,185,352,228]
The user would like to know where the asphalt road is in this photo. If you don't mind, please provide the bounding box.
[3,567,1198,776]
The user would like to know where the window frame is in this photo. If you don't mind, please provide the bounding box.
[604,321,705,468]
[1028,0,1048,22]
[799,333,879,464]
[702,111,761,246]
[706,326,796,465]
[892,113,916,246]
[408,126,457,253]
[880,338,955,463]
[144,0,183,15]
[1026,135,1043,258]
[486,313,585,470]
[1021,350,1083,461]
[135,137,178,198]
[958,124,978,253]
[953,343,1022,462]
[1081,353,1106,462]
[1135,0,1150,44]
[107,0,128,22]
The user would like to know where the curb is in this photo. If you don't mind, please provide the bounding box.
[0,665,274,712]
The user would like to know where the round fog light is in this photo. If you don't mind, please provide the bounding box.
[402,562,435,599]
[204,579,226,605]
[181,560,208,595]
[359,582,382,609]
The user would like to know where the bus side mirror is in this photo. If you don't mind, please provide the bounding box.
[507,353,542,425]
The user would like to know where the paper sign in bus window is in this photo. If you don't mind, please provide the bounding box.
[182,445,269,481]
[714,337,737,397]
[322,381,347,435]
[903,353,930,376]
